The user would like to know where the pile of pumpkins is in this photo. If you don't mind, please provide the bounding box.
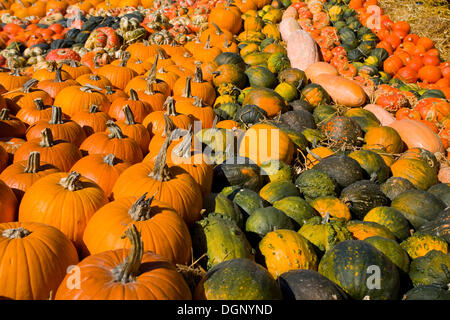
[0,0,449,300]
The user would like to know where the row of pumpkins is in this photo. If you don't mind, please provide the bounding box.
[0,0,449,300]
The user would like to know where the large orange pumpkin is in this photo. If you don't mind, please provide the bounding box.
[0,180,17,223]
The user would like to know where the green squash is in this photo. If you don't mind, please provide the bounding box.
[280,110,316,132]
[301,84,331,107]
[213,193,244,229]
[340,180,390,220]
[418,209,450,243]
[267,120,309,151]
[245,206,295,241]
[427,183,450,207]
[314,154,364,189]
[370,47,389,63]
[267,52,291,74]
[234,104,268,126]
[260,160,292,182]
[346,220,397,241]
[291,98,314,113]
[214,102,239,120]
[408,250,450,287]
[400,233,448,260]
[313,104,337,125]
[278,269,348,300]
[295,169,339,202]
[403,284,450,300]
[364,236,410,273]
[364,206,411,241]
[298,216,352,252]
[273,196,318,229]
[338,27,356,44]
[192,214,254,270]
[380,176,416,201]
[344,108,380,132]
[320,115,364,148]
[221,186,268,217]
[348,149,390,183]
[259,180,299,204]
[214,52,246,70]
[347,48,364,61]
[194,258,283,300]
[243,52,271,67]
[278,68,307,89]
[274,82,298,102]
[213,157,265,192]
[302,128,326,145]
[391,190,446,229]
[245,66,278,89]
[318,240,400,300]
[419,89,446,100]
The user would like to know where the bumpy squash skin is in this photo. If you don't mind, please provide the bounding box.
[408,250,450,287]
[340,180,390,220]
[348,150,390,184]
[259,180,299,204]
[320,115,363,147]
[364,236,410,273]
[391,190,446,230]
[194,258,283,300]
[364,206,411,241]
[192,214,254,270]
[313,155,364,189]
[213,193,244,228]
[418,209,450,243]
[400,233,448,259]
[380,176,416,201]
[278,269,348,300]
[403,284,450,300]
[318,240,400,300]
[346,220,397,241]
[295,169,338,202]
[259,230,318,278]
[273,196,318,229]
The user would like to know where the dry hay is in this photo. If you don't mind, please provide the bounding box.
[378,0,450,61]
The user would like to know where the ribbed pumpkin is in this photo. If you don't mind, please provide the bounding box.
[96,57,138,90]
[0,108,27,138]
[0,221,79,300]
[36,66,79,99]
[76,73,112,89]
[53,85,110,117]
[56,225,192,300]
[71,104,112,137]
[80,121,143,164]
[14,128,82,172]
[116,105,151,155]
[239,122,294,166]
[112,135,203,226]
[173,65,216,106]
[18,171,108,255]
[83,193,191,265]
[4,79,52,111]
[16,98,53,126]
[0,180,17,223]
[108,88,153,123]
[260,229,318,278]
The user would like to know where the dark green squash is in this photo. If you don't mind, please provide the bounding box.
[221,186,268,218]
[278,269,348,300]
[214,52,246,70]
[408,250,450,287]
[259,180,299,204]
[347,48,364,61]
[213,157,266,192]
[391,189,446,230]
[298,216,352,252]
[314,154,364,189]
[295,169,339,202]
[312,104,337,125]
[318,240,400,300]
[194,258,283,300]
[320,115,364,148]
[192,213,254,270]
[266,120,310,151]
[245,66,278,89]
[213,193,244,229]
[291,99,314,113]
[267,52,291,74]
[370,48,389,63]
[348,149,390,183]
[340,180,390,220]
[280,110,316,132]
[301,84,331,107]
[403,284,450,300]
[419,89,446,100]
[338,27,356,44]
[364,236,410,273]
[418,209,450,243]
[245,206,295,242]
[427,183,450,207]
[380,176,416,201]
[234,104,268,126]
[364,206,411,241]
[344,108,380,132]
[215,102,240,120]
[278,68,307,89]
[273,196,318,229]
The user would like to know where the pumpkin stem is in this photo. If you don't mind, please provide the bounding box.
[193,61,203,83]
[89,74,101,81]
[322,212,330,224]
[81,83,103,92]
[193,96,205,108]
[172,124,193,159]
[129,88,138,101]
[2,227,31,239]
[223,34,230,49]
[164,96,177,116]
[122,105,136,125]
[54,65,63,83]
[204,35,211,50]
[105,86,114,95]
[103,153,117,166]
[24,151,41,173]
[161,112,175,137]
[157,47,169,60]
[147,54,158,81]
[40,128,54,147]
[106,120,125,139]
[144,78,156,95]
[33,98,46,110]
[10,68,21,77]
[119,51,131,67]
[0,108,10,120]
[23,78,38,93]
[211,22,223,35]
[49,106,64,125]
[182,76,193,98]
[89,104,99,113]
[128,191,159,221]
[59,171,83,191]
[112,224,143,283]
[149,116,173,181]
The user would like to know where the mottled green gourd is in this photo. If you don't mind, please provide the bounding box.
[318,240,400,300]
[192,213,254,270]
[302,128,326,145]
[213,193,244,229]
[391,190,446,230]
[364,236,410,274]
[260,160,292,182]
[272,196,318,229]
[220,186,267,217]
[408,250,450,287]
[427,183,450,207]
[267,52,291,74]
[298,216,353,252]
[344,108,380,132]
[403,284,450,300]
[295,169,338,202]
[259,180,299,204]
[194,258,283,300]
[245,66,278,89]
[245,206,294,241]
[267,121,309,151]
[380,176,416,201]
[313,104,337,125]
[346,220,397,241]
[400,233,448,260]
[348,149,390,183]
[363,206,411,241]
[313,155,364,189]
[418,209,450,243]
